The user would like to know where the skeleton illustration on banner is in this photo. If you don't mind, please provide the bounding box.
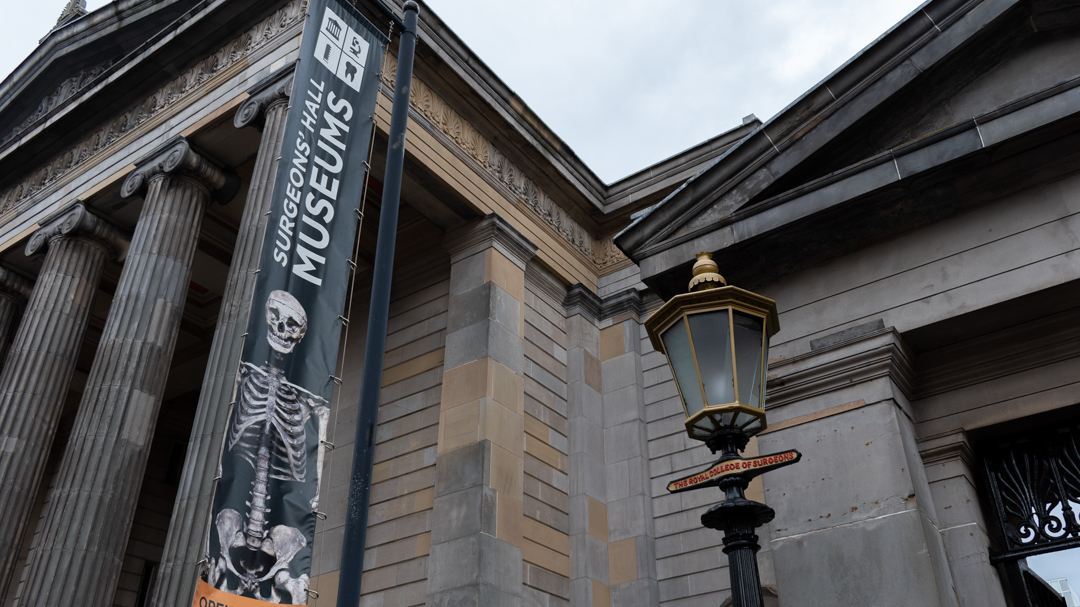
[195,1,386,605]
[203,291,329,603]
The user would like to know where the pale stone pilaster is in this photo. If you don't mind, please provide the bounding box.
[426,214,536,606]
[598,302,659,607]
[562,286,611,607]
[0,203,127,602]
[16,138,236,607]
[760,329,958,607]
[151,67,293,607]
[920,431,1008,607]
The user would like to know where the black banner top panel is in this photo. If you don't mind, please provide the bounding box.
[199,1,386,604]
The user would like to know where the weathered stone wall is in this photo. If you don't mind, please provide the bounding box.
[521,269,572,606]
[309,263,451,607]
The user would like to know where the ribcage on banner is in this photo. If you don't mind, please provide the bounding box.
[229,362,313,482]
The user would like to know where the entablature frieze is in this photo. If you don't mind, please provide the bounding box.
[380,51,631,277]
[0,0,636,281]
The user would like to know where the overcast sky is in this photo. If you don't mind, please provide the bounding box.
[3,0,922,182]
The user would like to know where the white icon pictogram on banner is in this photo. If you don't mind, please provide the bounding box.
[313,7,369,92]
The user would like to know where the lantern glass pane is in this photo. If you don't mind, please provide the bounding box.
[759,336,771,407]
[744,418,764,435]
[686,310,734,407]
[662,319,706,417]
[733,311,765,408]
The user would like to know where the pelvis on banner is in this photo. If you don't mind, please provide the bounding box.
[204,291,329,603]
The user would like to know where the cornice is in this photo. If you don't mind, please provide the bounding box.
[234,63,296,131]
[563,284,601,322]
[120,136,239,203]
[765,328,916,411]
[26,201,130,260]
[917,430,975,469]
[600,288,646,322]
[525,262,568,313]
[441,213,538,269]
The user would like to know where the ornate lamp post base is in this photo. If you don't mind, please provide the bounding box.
[667,427,800,607]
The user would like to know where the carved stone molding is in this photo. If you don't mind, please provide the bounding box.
[3,59,114,146]
[0,267,32,304]
[382,52,597,263]
[441,213,538,269]
[0,0,307,214]
[120,137,239,203]
[592,236,631,272]
[234,64,296,130]
[25,202,129,260]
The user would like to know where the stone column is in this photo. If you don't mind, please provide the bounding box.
[0,267,32,365]
[151,67,293,607]
[0,203,127,601]
[16,137,237,607]
[426,214,536,606]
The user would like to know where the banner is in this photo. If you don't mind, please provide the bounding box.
[198,2,386,604]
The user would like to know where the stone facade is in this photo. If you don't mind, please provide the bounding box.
[1,0,1078,606]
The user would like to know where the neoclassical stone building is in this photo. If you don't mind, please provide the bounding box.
[0,0,1079,606]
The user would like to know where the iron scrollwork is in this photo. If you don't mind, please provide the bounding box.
[984,424,1080,560]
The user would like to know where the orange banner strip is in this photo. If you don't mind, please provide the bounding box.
[192,579,304,607]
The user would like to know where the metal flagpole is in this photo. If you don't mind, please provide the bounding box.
[335,3,418,606]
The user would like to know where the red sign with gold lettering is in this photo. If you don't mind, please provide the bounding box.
[666,450,801,493]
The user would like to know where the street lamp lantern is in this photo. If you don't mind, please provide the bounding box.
[645,252,779,442]
[650,252,799,607]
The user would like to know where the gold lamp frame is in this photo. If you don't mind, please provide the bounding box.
[644,253,780,441]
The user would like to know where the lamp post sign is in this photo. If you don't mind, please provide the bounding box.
[645,252,801,607]
[667,450,800,493]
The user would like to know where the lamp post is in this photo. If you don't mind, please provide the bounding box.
[645,252,801,607]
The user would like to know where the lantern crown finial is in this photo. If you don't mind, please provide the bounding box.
[689,252,726,292]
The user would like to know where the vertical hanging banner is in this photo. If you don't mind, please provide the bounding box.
[196,1,386,605]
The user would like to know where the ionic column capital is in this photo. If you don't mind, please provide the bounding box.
[120,136,240,203]
[234,65,295,131]
[26,202,130,261]
[0,267,32,304]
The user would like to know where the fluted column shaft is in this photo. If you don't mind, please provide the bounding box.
[0,267,32,368]
[152,71,292,607]
[0,205,124,602]
[18,137,234,607]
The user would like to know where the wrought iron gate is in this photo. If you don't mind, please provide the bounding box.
[982,420,1080,607]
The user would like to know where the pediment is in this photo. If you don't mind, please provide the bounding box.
[618,0,1080,295]
[0,0,293,192]
[0,0,196,146]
